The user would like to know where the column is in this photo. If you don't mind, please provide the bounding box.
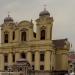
[51,52,55,70]
[35,51,40,70]
[45,51,51,71]
[29,28,33,41]
[8,53,13,65]
[46,25,50,40]
[27,51,32,64]
[15,52,20,62]
[0,53,4,70]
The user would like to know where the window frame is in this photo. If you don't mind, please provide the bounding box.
[32,53,35,62]
[40,52,45,62]
[32,65,34,70]
[21,31,26,41]
[4,32,9,43]
[12,53,15,62]
[40,65,44,70]
[20,52,26,59]
[12,31,15,40]
[4,53,8,63]
[4,65,8,71]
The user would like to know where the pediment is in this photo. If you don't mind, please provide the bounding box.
[18,20,31,26]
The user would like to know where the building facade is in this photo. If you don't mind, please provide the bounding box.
[68,51,75,73]
[0,8,70,75]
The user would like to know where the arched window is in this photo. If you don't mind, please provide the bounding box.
[40,30,45,40]
[21,31,26,41]
[4,32,9,43]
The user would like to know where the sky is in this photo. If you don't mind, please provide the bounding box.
[0,0,75,50]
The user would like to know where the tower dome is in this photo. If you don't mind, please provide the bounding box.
[39,8,50,17]
[4,15,13,23]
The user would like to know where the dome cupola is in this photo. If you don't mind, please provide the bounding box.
[39,8,50,17]
[4,14,13,23]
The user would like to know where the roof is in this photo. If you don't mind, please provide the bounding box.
[68,54,75,61]
[39,8,50,16]
[52,38,68,49]
[4,15,13,23]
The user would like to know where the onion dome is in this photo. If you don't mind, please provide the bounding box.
[39,8,50,17]
[4,14,13,23]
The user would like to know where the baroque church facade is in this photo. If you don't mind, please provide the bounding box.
[0,8,70,75]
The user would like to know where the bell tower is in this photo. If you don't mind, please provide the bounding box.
[36,8,53,40]
[1,14,16,44]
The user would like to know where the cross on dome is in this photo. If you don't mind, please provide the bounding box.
[44,4,47,11]
[4,12,14,23]
[39,5,50,17]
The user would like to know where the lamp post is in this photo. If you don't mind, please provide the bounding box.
[8,66,12,75]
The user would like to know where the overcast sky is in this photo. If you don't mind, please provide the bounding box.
[0,0,75,50]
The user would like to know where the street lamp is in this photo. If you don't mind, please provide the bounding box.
[8,66,12,75]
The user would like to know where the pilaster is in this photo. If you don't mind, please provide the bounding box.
[27,51,32,64]
[8,53,13,65]
[0,53,4,70]
[15,52,20,62]
[45,50,51,71]
[35,51,40,70]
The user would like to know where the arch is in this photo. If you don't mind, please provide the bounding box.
[21,28,27,31]
[40,30,45,40]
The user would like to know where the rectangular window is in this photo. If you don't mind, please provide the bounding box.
[40,65,44,70]
[21,53,26,59]
[4,54,8,63]
[21,31,26,41]
[32,65,34,70]
[40,53,44,61]
[12,54,15,62]
[33,32,36,38]
[4,34,8,43]
[13,31,15,40]
[4,66,8,71]
[32,53,35,62]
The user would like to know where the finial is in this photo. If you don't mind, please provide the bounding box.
[31,19,33,25]
[44,4,47,11]
[8,11,10,17]
[31,19,33,22]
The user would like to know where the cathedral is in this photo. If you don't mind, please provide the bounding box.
[0,8,70,75]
